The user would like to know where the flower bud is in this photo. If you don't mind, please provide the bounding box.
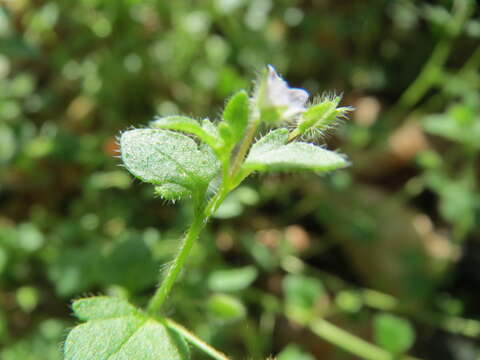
[254,65,309,123]
[297,95,351,135]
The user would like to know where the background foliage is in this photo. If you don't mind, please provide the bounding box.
[1,0,479,359]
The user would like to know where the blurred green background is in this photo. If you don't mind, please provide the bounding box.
[1,0,479,359]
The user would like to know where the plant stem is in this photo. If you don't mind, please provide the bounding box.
[310,318,391,360]
[288,128,301,142]
[394,0,472,113]
[230,117,260,178]
[310,319,422,360]
[166,319,231,360]
[147,209,206,314]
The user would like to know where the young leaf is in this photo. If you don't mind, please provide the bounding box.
[120,129,220,192]
[65,297,189,360]
[207,266,258,292]
[243,128,348,173]
[207,294,246,322]
[283,275,326,324]
[150,116,220,150]
[221,90,249,144]
[423,112,480,149]
[373,313,415,355]
[277,345,316,360]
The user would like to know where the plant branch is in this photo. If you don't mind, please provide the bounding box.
[393,0,473,114]
[310,318,421,360]
[230,116,260,178]
[147,203,207,314]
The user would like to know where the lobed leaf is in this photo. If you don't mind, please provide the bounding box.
[65,297,189,360]
[244,128,348,173]
[120,129,220,193]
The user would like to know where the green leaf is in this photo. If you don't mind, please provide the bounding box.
[101,237,158,292]
[150,116,220,150]
[283,275,326,324]
[207,294,246,322]
[207,266,258,292]
[244,128,348,173]
[221,90,249,144]
[120,129,220,193]
[65,297,189,360]
[277,345,316,360]
[47,245,102,297]
[423,112,480,149]
[373,313,415,355]
[72,296,138,321]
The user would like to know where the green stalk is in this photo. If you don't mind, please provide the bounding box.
[394,0,473,113]
[310,319,392,360]
[311,319,423,360]
[230,117,261,178]
[147,208,206,314]
[166,319,231,360]
[288,128,301,142]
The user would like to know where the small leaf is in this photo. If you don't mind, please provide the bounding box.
[72,297,137,321]
[277,345,316,360]
[208,266,258,292]
[150,116,220,150]
[373,313,415,355]
[423,112,480,149]
[283,275,326,324]
[244,129,348,173]
[65,296,189,360]
[120,129,219,192]
[221,90,249,144]
[207,294,246,322]
[101,237,158,292]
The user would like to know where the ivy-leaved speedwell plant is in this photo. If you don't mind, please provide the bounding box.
[64,66,351,360]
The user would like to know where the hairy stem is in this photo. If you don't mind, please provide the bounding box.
[288,128,301,142]
[166,319,231,360]
[230,117,260,177]
[147,208,206,314]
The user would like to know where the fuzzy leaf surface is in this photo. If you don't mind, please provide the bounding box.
[120,129,219,191]
[65,297,189,360]
[244,128,348,173]
[150,116,220,149]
